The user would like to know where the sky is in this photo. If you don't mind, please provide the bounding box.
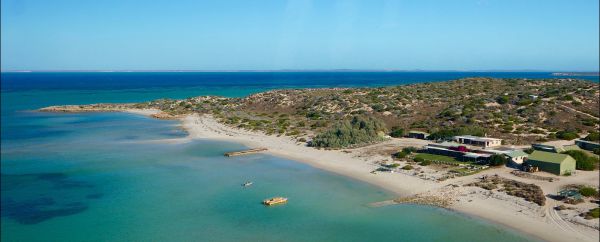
[1,0,598,71]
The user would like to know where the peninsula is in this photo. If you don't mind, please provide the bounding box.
[40,77,600,242]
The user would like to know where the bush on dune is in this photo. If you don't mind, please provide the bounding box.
[310,116,387,149]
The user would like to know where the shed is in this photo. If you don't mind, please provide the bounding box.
[575,139,600,151]
[408,131,429,139]
[506,150,528,165]
[525,151,576,175]
[531,144,564,153]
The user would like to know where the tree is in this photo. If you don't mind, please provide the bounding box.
[390,126,405,138]
[488,154,508,166]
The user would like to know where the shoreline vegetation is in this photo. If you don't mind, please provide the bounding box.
[39,78,600,242]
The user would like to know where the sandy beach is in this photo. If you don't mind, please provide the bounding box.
[169,112,599,242]
[44,107,597,242]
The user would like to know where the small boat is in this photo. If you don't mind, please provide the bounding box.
[242,181,253,187]
[262,197,288,206]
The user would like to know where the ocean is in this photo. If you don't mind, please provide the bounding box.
[2,71,584,241]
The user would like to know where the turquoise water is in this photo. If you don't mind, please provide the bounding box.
[1,73,542,241]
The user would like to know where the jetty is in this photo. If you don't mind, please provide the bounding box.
[224,148,268,157]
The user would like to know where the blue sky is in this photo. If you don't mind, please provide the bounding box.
[1,0,598,71]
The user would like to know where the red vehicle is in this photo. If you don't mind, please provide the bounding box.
[449,146,469,152]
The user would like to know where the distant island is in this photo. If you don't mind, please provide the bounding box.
[552,72,600,77]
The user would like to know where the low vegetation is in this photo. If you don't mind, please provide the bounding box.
[309,116,387,149]
[578,186,599,198]
[46,78,600,147]
[582,208,600,220]
[402,165,414,170]
[467,175,546,206]
[488,154,508,166]
[583,131,599,142]
[415,153,460,163]
[555,130,579,140]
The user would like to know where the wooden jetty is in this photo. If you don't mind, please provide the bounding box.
[224,148,268,157]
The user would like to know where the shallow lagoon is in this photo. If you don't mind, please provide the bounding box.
[1,111,538,241]
[1,72,545,241]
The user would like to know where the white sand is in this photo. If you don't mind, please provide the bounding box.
[181,114,438,195]
[124,108,162,116]
[147,112,600,242]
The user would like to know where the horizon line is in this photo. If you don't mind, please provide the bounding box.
[2,69,599,73]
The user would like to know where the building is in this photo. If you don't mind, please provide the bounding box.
[462,152,491,163]
[477,148,528,166]
[506,150,528,165]
[575,139,600,151]
[422,145,465,158]
[422,144,491,163]
[525,151,576,175]
[408,131,429,139]
[453,135,502,148]
[532,143,581,153]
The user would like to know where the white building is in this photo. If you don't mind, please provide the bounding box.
[453,135,502,148]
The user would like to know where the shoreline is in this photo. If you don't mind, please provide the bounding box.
[172,112,599,242]
[46,108,600,242]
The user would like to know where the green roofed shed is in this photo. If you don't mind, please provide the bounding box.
[526,151,576,175]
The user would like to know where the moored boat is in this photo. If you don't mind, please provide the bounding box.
[262,197,288,206]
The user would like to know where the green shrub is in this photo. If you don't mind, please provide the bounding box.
[584,132,600,142]
[413,157,425,163]
[579,187,599,197]
[394,151,408,159]
[402,165,413,170]
[496,96,509,104]
[310,116,387,148]
[402,147,417,154]
[555,130,579,140]
[371,103,385,112]
[583,208,599,219]
[562,150,598,171]
[488,154,508,166]
[419,160,432,166]
[561,95,574,101]
[516,98,533,106]
[306,112,322,120]
[390,127,405,138]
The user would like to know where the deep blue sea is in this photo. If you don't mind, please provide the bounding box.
[2,71,583,241]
